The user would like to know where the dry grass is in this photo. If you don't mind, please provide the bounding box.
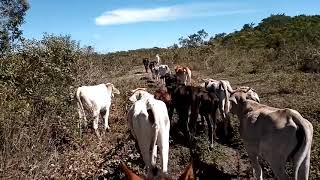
[1,45,320,179]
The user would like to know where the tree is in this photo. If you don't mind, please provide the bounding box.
[0,0,29,55]
[179,29,208,48]
[168,43,178,49]
[82,45,95,56]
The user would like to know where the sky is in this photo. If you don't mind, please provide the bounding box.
[22,0,320,53]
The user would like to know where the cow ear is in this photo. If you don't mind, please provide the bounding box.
[112,87,120,95]
[229,95,237,105]
[178,163,194,180]
[120,163,142,180]
[129,93,137,102]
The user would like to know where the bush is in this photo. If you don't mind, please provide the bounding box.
[0,34,81,177]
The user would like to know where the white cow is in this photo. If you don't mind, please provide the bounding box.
[201,79,260,138]
[152,65,171,84]
[229,88,313,180]
[151,66,160,82]
[127,89,170,174]
[158,65,171,84]
[155,54,161,65]
[200,79,234,137]
[76,83,120,136]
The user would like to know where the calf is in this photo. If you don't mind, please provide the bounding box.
[229,88,313,180]
[142,58,150,73]
[128,89,170,174]
[174,65,192,85]
[169,85,219,147]
[76,83,120,137]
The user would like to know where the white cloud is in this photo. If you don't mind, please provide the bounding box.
[95,3,255,26]
[95,7,182,26]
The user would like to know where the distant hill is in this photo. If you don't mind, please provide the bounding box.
[217,14,320,49]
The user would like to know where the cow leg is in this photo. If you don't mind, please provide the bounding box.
[294,148,311,180]
[77,105,86,130]
[219,102,229,138]
[263,143,290,180]
[204,114,214,147]
[177,110,189,139]
[224,113,232,140]
[151,145,157,167]
[77,99,89,128]
[268,156,289,180]
[138,140,153,173]
[168,105,174,121]
[247,152,263,180]
[188,112,198,136]
[103,108,110,132]
[93,110,101,139]
[158,133,169,173]
[200,114,205,126]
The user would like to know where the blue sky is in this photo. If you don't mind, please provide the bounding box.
[22,0,320,52]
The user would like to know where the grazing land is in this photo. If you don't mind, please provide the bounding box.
[1,14,320,179]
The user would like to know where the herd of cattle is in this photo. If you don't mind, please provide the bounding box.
[75,55,313,180]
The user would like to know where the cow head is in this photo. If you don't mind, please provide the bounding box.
[154,87,171,105]
[106,83,120,97]
[120,162,194,180]
[234,86,260,103]
[129,88,151,102]
[229,87,260,113]
[164,73,177,87]
[174,65,183,73]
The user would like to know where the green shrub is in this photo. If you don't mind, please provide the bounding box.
[0,34,81,177]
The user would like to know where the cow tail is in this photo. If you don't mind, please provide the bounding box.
[220,81,230,115]
[76,88,85,119]
[147,100,160,162]
[289,109,313,180]
[76,88,87,134]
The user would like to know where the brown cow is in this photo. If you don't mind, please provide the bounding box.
[154,87,172,118]
[174,65,192,85]
[143,58,150,73]
[169,84,219,147]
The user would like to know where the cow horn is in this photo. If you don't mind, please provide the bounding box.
[245,87,251,93]
[130,87,147,93]
[228,88,235,94]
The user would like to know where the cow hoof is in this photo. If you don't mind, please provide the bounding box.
[209,144,214,150]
